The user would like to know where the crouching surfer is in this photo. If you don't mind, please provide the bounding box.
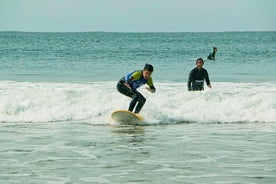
[117,64,156,113]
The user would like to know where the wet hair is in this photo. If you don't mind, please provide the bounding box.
[196,58,204,64]
[144,63,154,72]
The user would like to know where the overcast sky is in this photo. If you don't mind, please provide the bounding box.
[0,0,275,32]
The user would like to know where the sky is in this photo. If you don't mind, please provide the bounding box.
[0,0,275,32]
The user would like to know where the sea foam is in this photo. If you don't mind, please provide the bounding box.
[0,81,275,124]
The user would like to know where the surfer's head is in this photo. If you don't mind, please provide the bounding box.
[196,58,204,69]
[143,64,153,79]
[144,63,153,72]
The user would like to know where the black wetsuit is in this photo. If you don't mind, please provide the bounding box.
[207,51,216,60]
[187,67,211,91]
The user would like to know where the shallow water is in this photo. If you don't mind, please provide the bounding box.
[0,121,275,183]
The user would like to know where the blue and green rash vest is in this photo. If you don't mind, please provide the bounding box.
[125,70,155,91]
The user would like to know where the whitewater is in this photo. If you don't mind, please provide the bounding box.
[1,81,275,124]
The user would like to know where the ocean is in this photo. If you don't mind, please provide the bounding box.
[0,31,276,183]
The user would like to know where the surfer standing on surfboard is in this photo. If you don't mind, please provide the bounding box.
[116,64,156,114]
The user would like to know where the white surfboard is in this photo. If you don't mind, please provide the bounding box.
[111,110,145,125]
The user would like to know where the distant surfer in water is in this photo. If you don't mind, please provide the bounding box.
[207,47,217,60]
[187,58,211,91]
[117,64,156,113]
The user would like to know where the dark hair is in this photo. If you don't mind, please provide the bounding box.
[144,63,154,72]
[196,58,204,64]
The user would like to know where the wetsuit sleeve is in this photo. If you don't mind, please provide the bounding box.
[187,70,193,91]
[147,77,156,92]
[131,71,142,80]
[205,70,211,86]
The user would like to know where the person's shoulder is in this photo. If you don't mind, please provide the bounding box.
[132,70,142,75]
[131,70,142,79]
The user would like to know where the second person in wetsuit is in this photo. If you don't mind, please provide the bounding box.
[187,58,211,91]
[207,47,217,60]
[117,64,156,114]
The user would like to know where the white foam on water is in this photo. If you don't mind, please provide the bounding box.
[0,81,275,124]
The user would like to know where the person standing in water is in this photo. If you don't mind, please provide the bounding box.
[187,58,211,91]
[117,64,156,114]
[207,47,217,60]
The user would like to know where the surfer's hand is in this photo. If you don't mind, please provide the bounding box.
[146,87,155,93]
[208,85,212,88]
[124,83,131,89]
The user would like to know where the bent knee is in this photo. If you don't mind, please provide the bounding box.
[139,96,146,103]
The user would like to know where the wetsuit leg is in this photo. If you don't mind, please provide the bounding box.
[134,91,146,113]
[191,82,204,91]
[129,95,138,112]
[117,82,146,113]
[117,81,138,112]
[117,82,136,98]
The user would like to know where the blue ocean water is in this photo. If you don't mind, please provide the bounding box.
[0,32,276,183]
[0,31,275,124]
[1,31,275,83]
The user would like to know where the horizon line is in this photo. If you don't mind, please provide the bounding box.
[0,30,275,34]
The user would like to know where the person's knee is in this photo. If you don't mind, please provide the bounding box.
[117,83,124,93]
[139,95,146,104]
[116,83,120,90]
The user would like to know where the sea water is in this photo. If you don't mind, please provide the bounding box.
[0,31,276,183]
